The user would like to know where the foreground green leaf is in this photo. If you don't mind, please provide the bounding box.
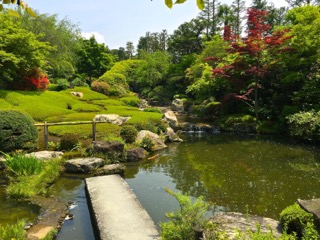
[165,0,173,8]
[197,0,204,9]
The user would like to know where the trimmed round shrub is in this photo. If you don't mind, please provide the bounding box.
[280,203,315,238]
[59,133,79,151]
[120,125,138,143]
[0,110,38,152]
[91,81,110,95]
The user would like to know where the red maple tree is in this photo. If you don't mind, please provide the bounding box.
[210,8,292,120]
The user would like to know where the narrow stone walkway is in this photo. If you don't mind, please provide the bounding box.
[85,175,160,240]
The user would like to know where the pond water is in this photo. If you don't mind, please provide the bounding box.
[125,133,320,223]
[1,133,320,239]
[0,175,40,226]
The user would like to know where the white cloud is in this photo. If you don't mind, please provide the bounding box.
[81,31,106,44]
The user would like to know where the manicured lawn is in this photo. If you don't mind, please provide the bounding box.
[0,87,163,141]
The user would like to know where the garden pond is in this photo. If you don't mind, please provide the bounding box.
[1,133,320,239]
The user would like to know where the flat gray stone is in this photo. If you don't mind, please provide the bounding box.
[26,151,64,160]
[209,212,282,239]
[94,164,126,176]
[65,157,104,173]
[86,175,160,240]
[298,198,320,220]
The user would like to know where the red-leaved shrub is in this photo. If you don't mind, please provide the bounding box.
[24,68,50,90]
[91,81,110,95]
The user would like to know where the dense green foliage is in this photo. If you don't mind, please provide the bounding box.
[0,14,51,90]
[160,188,210,240]
[1,3,320,142]
[18,10,81,80]
[0,220,27,240]
[120,125,138,143]
[279,203,317,238]
[59,133,79,151]
[4,153,44,177]
[0,110,38,152]
[287,111,320,142]
[6,158,63,199]
[76,36,114,81]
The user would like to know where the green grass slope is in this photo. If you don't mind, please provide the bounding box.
[0,87,162,140]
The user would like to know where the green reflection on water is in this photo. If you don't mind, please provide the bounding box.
[0,184,40,226]
[125,134,320,220]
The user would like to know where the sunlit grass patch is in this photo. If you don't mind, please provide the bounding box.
[49,123,121,139]
[45,112,97,122]
[62,87,108,101]
[72,103,101,112]
[91,99,126,106]
[0,99,12,109]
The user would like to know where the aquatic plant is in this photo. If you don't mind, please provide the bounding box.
[3,153,44,177]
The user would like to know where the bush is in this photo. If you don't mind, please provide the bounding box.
[56,78,70,91]
[219,114,257,133]
[139,137,154,152]
[0,110,38,152]
[71,77,88,87]
[120,125,138,143]
[134,119,168,135]
[91,81,110,95]
[59,133,79,151]
[160,188,209,240]
[280,203,315,238]
[47,83,60,91]
[287,110,320,142]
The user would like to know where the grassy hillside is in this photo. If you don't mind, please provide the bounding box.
[0,87,162,140]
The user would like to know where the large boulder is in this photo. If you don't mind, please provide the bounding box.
[93,141,125,154]
[208,212,282,239]
[126,148,146,162]
[171,99,184,113]
[163,110,178,129]
[298,198,320,225]
[26,151,64,160]
[65,157,105,173]
[164,127,183,143]
[91,141,125,161]
[94,164,126,176]
[136,130,167,151]
[93,114,131,125]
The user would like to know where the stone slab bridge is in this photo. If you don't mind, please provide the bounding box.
[85,175,160,240]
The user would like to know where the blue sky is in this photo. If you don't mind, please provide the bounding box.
[26,0,288,50]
